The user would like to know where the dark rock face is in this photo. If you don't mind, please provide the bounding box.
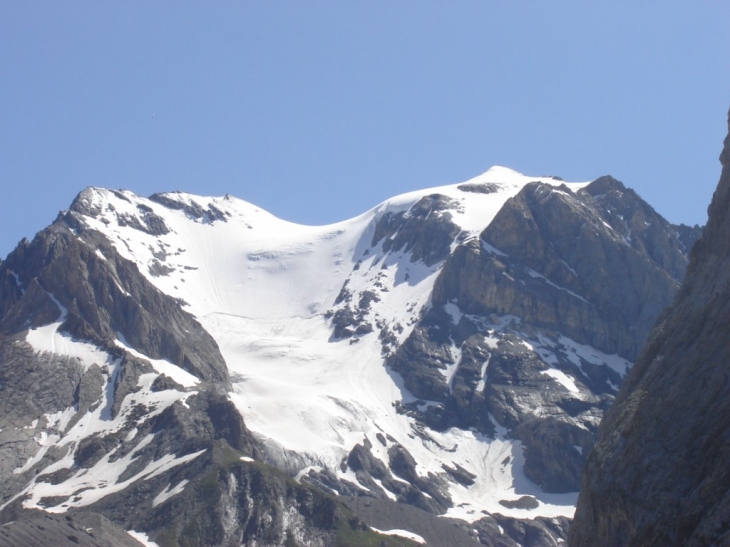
[0,511,146,547]
[149,191,230,224]
[439,180,684,360]
[0,213,229,385]
[569,110,730,546]
[71,188,171,236]
[82,441,336,547]
[0,339,84,494]
[371,194,463,267]
[0,338,370,546]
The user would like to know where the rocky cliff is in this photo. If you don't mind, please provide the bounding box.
[569,110,730,546]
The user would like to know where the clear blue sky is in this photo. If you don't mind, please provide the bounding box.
[1,2,729,259]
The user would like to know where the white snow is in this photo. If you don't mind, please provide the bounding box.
[444,302,463,324]
[442,341,463,392]
[557,335,631,377]
[475,356,491,393]
[127,530,160,547]
[5,334,201,512]
[525,268,588,303]
[152,479,190,507]
[24,293,111,372]
[540,369,580,393]
[116,333,200,388]
[481,240,507,256]
[18,432,206,512]
[371,527,426,544]
[9,271,23,289]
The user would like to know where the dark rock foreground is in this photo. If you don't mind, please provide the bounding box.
[570,109,730,546]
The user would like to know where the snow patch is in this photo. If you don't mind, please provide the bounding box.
[127,530,160,547]
[475,356,491,393]
[557,335,631,377]
[444,302,463,325]
[371,527,426,544]
[115,333,199,387]
[481,240,507,256]
[526,268,588,303]
[540,369,580,393]
[152,480,190,507]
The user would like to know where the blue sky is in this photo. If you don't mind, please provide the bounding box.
[1,2,729,258]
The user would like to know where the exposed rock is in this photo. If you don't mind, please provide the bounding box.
[457,182,502,194]
[498,496,539,510]
[70,189,170,236]
[372,194,462,267]
[441,463,476,487]
[0,339,84,495]
[487,514,571,547]
[343,495,571,547]
[674,222,703,254]
[439,180,683,360]
[0,511,145,547]
[569,109,730,546]
[149,192,230,224]
[85,441,414,547]
[387,177,691,494]
[0,217,229,386]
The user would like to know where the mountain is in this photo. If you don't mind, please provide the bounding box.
[569,115,730,545]
[0,167,699,546]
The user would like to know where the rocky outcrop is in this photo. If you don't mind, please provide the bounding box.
[437,179,685,360]
[0,511,146,547]
[0,214,229,385]
[344,496,572,547]
[81,441,364,547]
[372,194,464,267]
[148,192,231,224]
[388,178,693,494]
[569,109,730,546]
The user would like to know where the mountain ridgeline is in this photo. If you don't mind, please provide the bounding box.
[0,167,701,546]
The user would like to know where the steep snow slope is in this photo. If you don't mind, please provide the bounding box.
[45,166,588,521]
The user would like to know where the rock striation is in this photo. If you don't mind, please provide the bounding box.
[569,109,730,546]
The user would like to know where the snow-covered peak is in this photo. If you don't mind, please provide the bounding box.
[464,165,566,186]
[65,169,593,323]
[369,166,589,236]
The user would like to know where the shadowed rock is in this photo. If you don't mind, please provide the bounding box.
[570,108,730,546]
